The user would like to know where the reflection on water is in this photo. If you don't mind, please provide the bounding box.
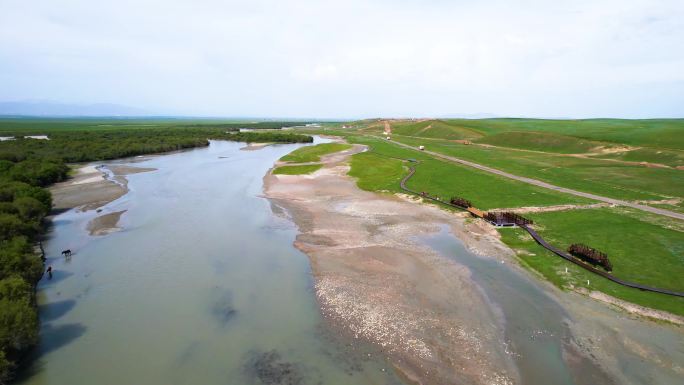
[19,139,403,385]
[37,300,76,322]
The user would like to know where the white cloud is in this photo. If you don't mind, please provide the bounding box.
[0,0,682,118]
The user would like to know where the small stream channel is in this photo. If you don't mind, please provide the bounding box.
[419,225,616,385]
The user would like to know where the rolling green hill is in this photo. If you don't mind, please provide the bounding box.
[372,118,684,153]
[474,131,612,154]
[442,118,684,150]
[382,120,483,140]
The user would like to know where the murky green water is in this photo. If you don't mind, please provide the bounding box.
[18,139,404,385]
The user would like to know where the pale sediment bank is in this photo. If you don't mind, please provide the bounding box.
[578,289,683,325]
[87,210,127,236]
[240,142,272,151]
[559,290,684,384]
[50,163,155,236]
[50,163,155,212]
[263,141,684,385]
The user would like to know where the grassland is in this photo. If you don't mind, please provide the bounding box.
[377,119,483,141]
[591,148,684,168]
[475,131,611,154]
[369,118,684,166]
[388,135,682,202]
[274,143,353,176]
[348,152,406,192]
[273,164,323,175]
[434,118,684,149]
[318,118,684,316]
[279,143,352,163]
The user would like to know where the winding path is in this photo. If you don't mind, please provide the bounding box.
[385,138,684,221]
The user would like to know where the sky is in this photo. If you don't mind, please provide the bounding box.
[1,0,683,119]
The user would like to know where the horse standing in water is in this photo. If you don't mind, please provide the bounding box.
[61,249,72,257]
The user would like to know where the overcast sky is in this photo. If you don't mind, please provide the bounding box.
[1,0,683,118]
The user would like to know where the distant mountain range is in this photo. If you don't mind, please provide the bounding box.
[0,100,149,117]
[0,101,579,120]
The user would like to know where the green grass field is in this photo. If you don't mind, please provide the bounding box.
[404,159,593,210]
[346,136,593,209]
[279,143,352,163]
[439,118,684,150]
[590,148,684,168]
[272,164,322,175]
[348,152,406,192]
[475,131,612,154]
[388,135,682,202]
[369,118,684,165]
[378,119,483,140]
[355,118,684,149]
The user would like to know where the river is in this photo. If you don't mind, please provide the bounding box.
[18,138,404,385]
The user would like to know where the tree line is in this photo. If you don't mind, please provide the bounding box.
[0,128,313,163]
[0,125,312,382]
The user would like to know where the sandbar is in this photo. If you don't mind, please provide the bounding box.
[50,163,155,212]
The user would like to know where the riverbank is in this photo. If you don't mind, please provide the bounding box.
[264,140,684,385]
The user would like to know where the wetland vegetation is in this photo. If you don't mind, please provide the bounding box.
[279,143,351,163]
[272,142,352,175]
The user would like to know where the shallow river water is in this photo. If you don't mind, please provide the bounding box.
[18,139,404,385]
[421,226,613,385]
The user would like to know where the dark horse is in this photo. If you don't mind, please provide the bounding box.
[61,249,72,257]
